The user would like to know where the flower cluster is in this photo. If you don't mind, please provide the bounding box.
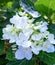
[2,12,55,60]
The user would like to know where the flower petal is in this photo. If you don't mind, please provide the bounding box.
[15,48,25,60]
[22,41,32,48]
[24,48,32,60]
[31,47,39,55]
[42,41,55,53]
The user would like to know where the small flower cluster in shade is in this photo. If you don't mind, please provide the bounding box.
[2,12,55,60]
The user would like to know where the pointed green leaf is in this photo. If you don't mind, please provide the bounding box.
[37,52,55,65]
[6,58,35,65]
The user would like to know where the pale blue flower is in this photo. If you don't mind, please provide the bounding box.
[31,34,42,41]
[15,46,32,60]
[42,40,55,53]
[16,33,32,48]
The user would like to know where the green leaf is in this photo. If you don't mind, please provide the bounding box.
[12,0,20,10]
[48,24,55,34]
[33,16,44,23]
[0,28,3,38]
[37,51,55,65]
[6,58,35,65]
[34,0,55,17]
[20,0,34,7]
[0,0,12,4]
[6,47,16,61]
[0,40,5,55]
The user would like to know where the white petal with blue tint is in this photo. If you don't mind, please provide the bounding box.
[15,46,32,60]
[42,40,55,53]
[15,48,25,60]
[31,34,42,41]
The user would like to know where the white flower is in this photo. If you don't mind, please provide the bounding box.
[39,26,48,32]
[39,22,48,32]
[33,22,48,32]
[31,42,42,55]
[47,34,55,44]
[2,24,19,43]
[41,22,48,26]
[2,24,13,40]
[10,14,28,27]
[16,33,32,48]
[3,14,34,44]
[20,0,40,18]
[10,14,20,24]
[22,26,33,39]
[31,34,42,41]
[10,14,33,31]
[42,31,49,38]
[2,11,55,60]
[9,34,18,43]
[15,46,32,60]
[27,10,40,18]
[42,40,55,53]
[15,16,28,29]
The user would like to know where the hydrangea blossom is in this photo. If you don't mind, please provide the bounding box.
[33,21,48,32]
[42,40,55,53]
[15,46,32,60]
[20,0,40,18]
[16,32,32,48]
[2,12,55,60]
[2,24,19,43]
